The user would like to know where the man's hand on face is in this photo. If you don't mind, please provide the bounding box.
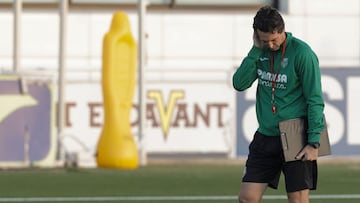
[253,30,263,48]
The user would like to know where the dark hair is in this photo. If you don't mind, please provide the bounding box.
[253,5,284,33]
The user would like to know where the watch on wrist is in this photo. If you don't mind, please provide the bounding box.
[308,142,320,149]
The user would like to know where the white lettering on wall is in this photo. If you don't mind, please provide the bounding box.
[347,77,360,145]
[243,85,257,142]
[322,75,345,145]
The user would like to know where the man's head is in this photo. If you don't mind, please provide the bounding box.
[253,5,284,33]
[253,6,286,51]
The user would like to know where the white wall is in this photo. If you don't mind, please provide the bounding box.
[287,0,360,67]
[1,0,359,74]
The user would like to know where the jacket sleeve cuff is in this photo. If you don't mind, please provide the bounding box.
[308,133,321,143]
[247,46,262,59]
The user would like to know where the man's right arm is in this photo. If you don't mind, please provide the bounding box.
[232,46,262,91]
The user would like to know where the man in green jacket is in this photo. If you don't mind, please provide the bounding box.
[233,5,325,203]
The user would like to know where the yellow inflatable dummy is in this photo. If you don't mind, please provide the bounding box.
[96,12,138,169]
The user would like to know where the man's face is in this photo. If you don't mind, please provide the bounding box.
[256,30,285,51]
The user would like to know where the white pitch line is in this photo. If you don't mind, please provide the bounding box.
[0,194,359,202]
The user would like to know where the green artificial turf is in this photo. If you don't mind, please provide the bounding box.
[0,162,358,203]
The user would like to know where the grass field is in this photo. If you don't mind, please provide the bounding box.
[0,160,359,203]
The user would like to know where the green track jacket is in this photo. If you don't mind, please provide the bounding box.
[233,32,324,143]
